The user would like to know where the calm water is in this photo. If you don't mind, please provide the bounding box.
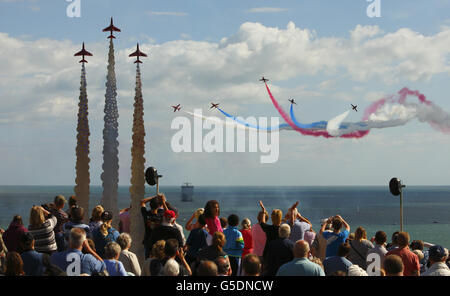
[1,185,449,247]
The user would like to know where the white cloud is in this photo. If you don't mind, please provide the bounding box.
[245,7,288,13]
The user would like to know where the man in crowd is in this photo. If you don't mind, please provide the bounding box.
[19,232,46,276]
[50,195,69,252]
[276,240,325,276]
[323,243,353,276]
[264,224,294,276]
[422,245,450,276]
[384,254,404,276]
[242,254,262,276]
[320,215,350,258]
[386,232,420,276]
[50,228,105,276]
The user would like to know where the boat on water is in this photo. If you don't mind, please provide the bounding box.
[181,182,194,202]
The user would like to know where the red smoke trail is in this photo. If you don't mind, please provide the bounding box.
[265,83,369,138]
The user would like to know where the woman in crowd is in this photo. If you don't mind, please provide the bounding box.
[4,251,25,276]
[240,218,253,259]
[347,226,374,269]
[28,206,58,254]
[103,242,127,276]
[203,200,223,236]
[88,205,104,234]
[92,211,120,258]
[117,233,141,276]
[2,215,28,253]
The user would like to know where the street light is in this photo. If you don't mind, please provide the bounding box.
[145,167,163,194]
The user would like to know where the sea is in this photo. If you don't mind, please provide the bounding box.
[1,185,450,248]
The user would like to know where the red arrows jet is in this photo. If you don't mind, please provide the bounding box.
[351,104,358,112]
[210,103,220,109]
[129,43,148,64]
[102,17,121,39]
[259,76,269,83]
[74,42,93,63]
[288,98,297,105]
[171,104,181,112]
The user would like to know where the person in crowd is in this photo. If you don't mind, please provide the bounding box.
[320,215,350,258]
[4,251,25,276]
[88,205,104,234]
[203,200,223,236]
[347,226,373,269]
[185,214,208,265]
[215,255,231,276]
[92,211,120,258]
[311,218,332,261]
[421,245,450,276]
[366,230,388,271]
[257,201,282,258]
[65,196,78,219]
[410,240,428,274]
[141,194,165,259]
[63,206,91,242]
[264,224,294,276]
[165,203,186,246]
[347,264,368,276]
[0,229,7,274]
[160,239,191,276]
[323,243,353,276]
[103,242,127,276]
[117,232,141,276]
[50,195,69,252]
[304,228,316,248]
[276,240,325,276]
[196,260,218,276]
[147,210,183,253]
[119,205,131,234]
[195,232,228,267]
[3,215,28,253]
[50,227,105,276]
[310,256,325,272]
[223,214,244,276]
[251,211,267,260]
[386,231,399,251]
[19,232,46,276]
[163,259,180,276]
[220,217,228,231]
[240,218,253,259]
[284,201,312,243]
[384,254,404,276]
[385,231,420,276]
[242,254,262,276]
[28,206,58,254]
[144,240,165,276]
[184,208,204,232]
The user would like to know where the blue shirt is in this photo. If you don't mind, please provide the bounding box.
[322,230,349,258]
[21,250,45,276]
[223,226,245,257]
[276,258,325,276]
[104,259,127,276]
[323,256,353,275]
[50,249,105,276]
[92,227,120,258]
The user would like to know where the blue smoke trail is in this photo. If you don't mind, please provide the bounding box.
[217,108,291,131]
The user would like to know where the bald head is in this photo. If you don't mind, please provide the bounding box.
[294,240,310,258]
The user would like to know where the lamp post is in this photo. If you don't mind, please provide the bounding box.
[389,177,406,232]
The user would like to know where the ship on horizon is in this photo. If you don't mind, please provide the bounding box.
[181,182,194,202]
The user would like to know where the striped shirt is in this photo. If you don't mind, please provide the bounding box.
[28,215,57,254]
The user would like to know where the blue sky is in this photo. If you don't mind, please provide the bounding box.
[2,0,450,186]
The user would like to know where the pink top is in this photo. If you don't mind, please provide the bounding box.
[251,223,266,257]
[241,228,254,258]
[119,211,131,233]
[304,230,316,247]
[205,216,223,235]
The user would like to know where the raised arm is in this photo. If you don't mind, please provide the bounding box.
[320,217,332,235]
[185,213,196,231]
[335,215,350,232]
[159,194,169,211]
[140,195,157,207]
[297,212,312,226]
[258,201,268,224]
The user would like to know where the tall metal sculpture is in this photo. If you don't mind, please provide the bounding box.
[100,18,121,227]
[74,43,93,220]
[128,43,148,262]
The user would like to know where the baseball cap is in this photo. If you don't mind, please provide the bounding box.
[101,211,113,221]
[429,245,447,261]
[164,210,176,219]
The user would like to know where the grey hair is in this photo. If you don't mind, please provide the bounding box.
[241,218,251,230]
[104,242,122,260]
[279,223,291,239]
[117,233,132,250]
[163,259,179,276]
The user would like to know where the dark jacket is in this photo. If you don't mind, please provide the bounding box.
[3,222,28,253]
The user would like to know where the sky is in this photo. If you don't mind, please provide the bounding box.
[1,0,450,186]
